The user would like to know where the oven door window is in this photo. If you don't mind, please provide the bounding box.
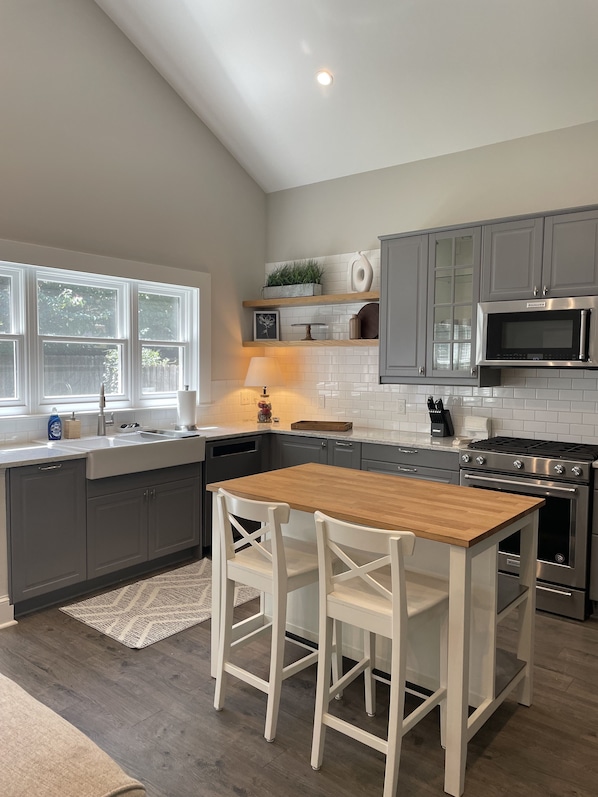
[475,487,574,566]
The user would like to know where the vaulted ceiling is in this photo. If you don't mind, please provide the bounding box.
[94,0,598,193]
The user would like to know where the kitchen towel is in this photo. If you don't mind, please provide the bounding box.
[177,389,196,428]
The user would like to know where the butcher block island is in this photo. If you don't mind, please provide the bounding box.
[208,463,543,797]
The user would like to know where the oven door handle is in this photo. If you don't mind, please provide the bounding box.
[462,473,578,494]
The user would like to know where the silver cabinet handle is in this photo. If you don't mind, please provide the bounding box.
[533,286,539,296]
[397,448,419,455]
[397,466,417,473]
[542,285,549,296]
[38,463,63,471]
[334,441,353,448]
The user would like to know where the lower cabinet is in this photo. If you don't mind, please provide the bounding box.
[361,442,459,484]
[7,458,87,602]
[274,434,361,469]
[87,463,201,579]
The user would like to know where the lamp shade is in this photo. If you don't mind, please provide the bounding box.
[244,356,283,388]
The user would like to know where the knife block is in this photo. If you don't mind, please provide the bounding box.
[430,409,454,437]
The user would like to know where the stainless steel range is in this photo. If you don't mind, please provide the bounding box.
[459,436,598,620]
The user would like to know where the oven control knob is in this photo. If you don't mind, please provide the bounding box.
[475,456,486,465]
[554,464,565,475]
[513,459,523,469]
[572,466,583,477]
[461,454,471,463]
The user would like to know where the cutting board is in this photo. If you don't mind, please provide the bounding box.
[290,420,353,432]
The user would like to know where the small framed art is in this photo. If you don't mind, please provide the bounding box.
[253,310,280,341]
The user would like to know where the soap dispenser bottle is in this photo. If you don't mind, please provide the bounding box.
[48,407,62,440]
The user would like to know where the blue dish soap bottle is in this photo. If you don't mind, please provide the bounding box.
[48,407,62,440]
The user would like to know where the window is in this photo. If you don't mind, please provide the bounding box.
[138,288,189,397]
[0,259,202,415]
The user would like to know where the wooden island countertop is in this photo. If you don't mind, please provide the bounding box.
[207,462,544,548]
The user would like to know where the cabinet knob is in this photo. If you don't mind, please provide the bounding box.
[470,366,477,376]
[418,366,425,375]
[533,286,539,296]
[542,285,549,296]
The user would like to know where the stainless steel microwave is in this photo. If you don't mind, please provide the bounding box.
[477,296,598,367]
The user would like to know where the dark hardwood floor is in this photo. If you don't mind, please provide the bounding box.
[1,595,597,797]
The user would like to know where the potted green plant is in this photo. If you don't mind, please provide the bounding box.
[263,259,324,299]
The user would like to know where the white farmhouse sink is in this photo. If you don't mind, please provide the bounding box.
[56,433,206,479]
[57,436,140,450]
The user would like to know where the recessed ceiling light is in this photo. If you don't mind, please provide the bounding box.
[316,70,333,87]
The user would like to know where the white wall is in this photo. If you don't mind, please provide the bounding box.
[266,122,598,261]
[0,0,266,386]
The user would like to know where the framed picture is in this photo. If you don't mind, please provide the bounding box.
[253,310,280,341]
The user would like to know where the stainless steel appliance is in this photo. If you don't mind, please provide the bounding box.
[459,436,598,620]
[476,295,598,367]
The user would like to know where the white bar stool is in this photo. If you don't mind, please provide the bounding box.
[311,511,448,797]
[213,488,320,742]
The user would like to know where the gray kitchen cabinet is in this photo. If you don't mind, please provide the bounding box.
[543,209,598,297]
[361,442,459,484]
[481,210,598,301]
[426,227,482,382]
[481,217,544,301]
[202,434,268,551]
[380,228,498,386]
[379,234,428,381]
[7,458,86,603]
[274,434,361,469]
[87,463,201,579]
[328,438,361,469]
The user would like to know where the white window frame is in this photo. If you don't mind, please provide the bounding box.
[0,239,211,416]
[0,266,26,408]
[33,269,129,408]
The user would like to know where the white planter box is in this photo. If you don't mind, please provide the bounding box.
[262,283,323,299]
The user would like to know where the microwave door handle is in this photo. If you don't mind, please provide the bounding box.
[580,309,589,361]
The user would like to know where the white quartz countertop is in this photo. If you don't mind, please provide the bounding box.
[0,422,463,469]
[197,421,462,452]
[0,442,85,468]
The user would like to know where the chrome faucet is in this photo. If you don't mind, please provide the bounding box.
[97,383,114,436]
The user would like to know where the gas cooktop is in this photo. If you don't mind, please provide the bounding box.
[467,436,598,462]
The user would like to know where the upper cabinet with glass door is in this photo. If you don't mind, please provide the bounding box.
[427,228,482,382]
[379,227,499,387]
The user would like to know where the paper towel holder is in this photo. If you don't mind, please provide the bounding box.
[176,385,198,431]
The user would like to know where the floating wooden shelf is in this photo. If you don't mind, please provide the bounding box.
[243,339,379,348]
[242,290,379,309]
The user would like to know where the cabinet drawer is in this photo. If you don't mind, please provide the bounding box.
[361,442,458,471]
[361,459,459,485]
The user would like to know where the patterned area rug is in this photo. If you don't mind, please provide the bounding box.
[59,559,259,649]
